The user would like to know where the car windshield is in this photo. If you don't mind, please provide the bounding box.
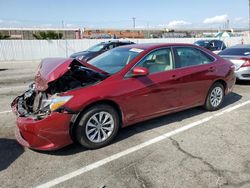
[218,48,250,56]
[87,47,143,74]
[194,40,209,47]
[87,43,105,52]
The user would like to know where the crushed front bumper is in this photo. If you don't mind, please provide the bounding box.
[11,91,74,151]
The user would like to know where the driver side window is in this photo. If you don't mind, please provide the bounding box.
[136,48,173,74]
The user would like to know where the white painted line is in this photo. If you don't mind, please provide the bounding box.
[0,110,12,114]
[36,100,250,188]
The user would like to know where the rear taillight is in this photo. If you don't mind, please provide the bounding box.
[240,58,250,67]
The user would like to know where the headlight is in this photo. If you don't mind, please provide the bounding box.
[43,95,73,112]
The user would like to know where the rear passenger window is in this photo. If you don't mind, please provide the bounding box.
[174,47,214,68]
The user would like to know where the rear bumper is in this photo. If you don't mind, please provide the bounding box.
[224,71,236,95]
[235,67,250,80]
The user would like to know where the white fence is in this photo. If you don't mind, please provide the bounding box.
[0,37,249,61]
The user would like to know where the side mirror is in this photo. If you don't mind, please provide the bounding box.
[131,67,149,77]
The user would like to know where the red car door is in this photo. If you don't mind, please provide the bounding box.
[118,48,182,125]
[173,46,216,107]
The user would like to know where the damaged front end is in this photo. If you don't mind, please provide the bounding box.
[11,59,108,119]
[11,83,49,119]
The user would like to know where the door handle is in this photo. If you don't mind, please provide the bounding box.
[171,74,180,80]
[208,67,216,72]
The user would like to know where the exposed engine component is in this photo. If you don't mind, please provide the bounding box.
[46,63,107,95]
[14,62,108,117]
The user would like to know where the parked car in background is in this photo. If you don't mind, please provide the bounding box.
[11,43,235,151]
[218,44,250,81]
[194,39,226,54]
[70,40,135,61]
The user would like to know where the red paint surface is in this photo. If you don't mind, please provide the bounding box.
[12,43,236,150]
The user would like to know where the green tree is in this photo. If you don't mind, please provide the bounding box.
[0,33,10,39]
[33,31,63,40]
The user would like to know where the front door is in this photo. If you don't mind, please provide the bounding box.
[120,48,182,123]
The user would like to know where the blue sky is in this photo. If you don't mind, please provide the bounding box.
[0,0,248,29]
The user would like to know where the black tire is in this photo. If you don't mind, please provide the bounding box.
[204,82,225,111]
[75,104,119,149]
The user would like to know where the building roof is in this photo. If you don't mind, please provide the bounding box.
[0,27,81,31]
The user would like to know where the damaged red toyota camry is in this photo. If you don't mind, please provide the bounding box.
[11,43,236,150]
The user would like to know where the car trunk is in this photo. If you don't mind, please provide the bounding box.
[220,55,248,70]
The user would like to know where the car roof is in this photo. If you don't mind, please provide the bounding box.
[117,43,198,50]
[195,39,223,42]
[230,44,250,49]
[100,40,134,45]
[195,39,210,42]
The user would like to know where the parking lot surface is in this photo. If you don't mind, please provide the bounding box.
[0,61,250,188]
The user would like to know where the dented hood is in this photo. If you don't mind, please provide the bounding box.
[35,58,73,91]
[35,58,106,91]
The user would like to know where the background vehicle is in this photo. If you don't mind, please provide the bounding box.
[12,44,235,151]
[218,44,250,81]
[194,39,226,54]
[70,40,135,61]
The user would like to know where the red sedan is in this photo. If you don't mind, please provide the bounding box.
[11,43,236,150]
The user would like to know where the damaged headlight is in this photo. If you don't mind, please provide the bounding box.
[43,95,73,112]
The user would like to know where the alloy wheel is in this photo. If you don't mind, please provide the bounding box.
[210,86,223,107]
[85,111,115,143]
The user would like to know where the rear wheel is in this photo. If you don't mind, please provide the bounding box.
[75,104,119,149]
[204,82,224,111]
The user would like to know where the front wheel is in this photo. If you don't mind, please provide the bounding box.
[204,82,225,111]
[75,104,120,149]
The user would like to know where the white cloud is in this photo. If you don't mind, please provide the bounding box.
[40,24,53,27]
[65,23,77,28]
[167,20,192,28]
[234,17,243,21]
[0,19,20,25]
[203,15,228,24]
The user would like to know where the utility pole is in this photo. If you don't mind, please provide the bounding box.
[132,17,136,29]
[132,17,136,39]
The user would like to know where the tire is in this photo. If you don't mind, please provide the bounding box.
[75,104,120,149]
[204,82,225,111]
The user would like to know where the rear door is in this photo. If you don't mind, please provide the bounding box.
[173,46,216,107]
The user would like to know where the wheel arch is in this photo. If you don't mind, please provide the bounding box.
[69,99,123,142]
[211,79,227,95]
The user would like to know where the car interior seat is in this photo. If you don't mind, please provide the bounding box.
[148,53,172,73]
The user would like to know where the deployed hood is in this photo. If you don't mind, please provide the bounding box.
[35,58,108,92]
[12,58,108,118]
[35,58,73,91]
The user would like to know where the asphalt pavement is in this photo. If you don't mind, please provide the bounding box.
[0,61,250,188]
